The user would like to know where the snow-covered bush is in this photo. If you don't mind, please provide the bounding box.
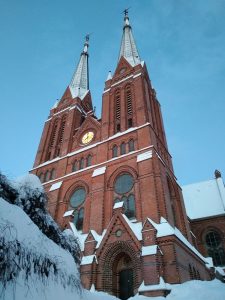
[0,173,80,264]
[0,172,81,299]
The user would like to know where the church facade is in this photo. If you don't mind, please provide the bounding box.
[31,13,214,299]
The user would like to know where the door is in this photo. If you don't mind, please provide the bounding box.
[119,268,134,300]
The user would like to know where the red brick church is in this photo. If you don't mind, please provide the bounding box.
[31,12,224,299]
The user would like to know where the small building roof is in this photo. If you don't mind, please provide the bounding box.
[182,176,225,220]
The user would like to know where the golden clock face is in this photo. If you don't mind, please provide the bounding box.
[81,131,94,145]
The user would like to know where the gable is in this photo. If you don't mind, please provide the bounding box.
[113,56,134,78]
[96,213,142,256]
[71,114,101,151]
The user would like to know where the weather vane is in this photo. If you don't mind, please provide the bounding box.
[85,34,90,42]
[123,7,131,16]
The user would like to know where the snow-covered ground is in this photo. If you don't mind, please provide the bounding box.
[0,175,225,300]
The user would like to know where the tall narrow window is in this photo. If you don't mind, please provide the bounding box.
[76,208,84,231]
[44,170,50,182]
[125,194,135,219]
[189,265,193,280]
[39,173,44,183]
[86,155,92,167]
[72,160,78,172]
[112,145,118,158]
[54,116,66,158]
[128,139,135,152]
[115,90,121,133]
[79,158,84,169]
[49,121,58,148]
[167,178,177,227]
[120,142,126,155]
[47,120,58,161]
[58,116,66,144]
[49,169,55,180]
[126,85,133,128]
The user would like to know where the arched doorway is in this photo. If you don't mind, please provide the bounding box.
[112,253,134,300]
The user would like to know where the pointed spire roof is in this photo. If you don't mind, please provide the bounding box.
[118,10,141,67]
[69,35,89,100]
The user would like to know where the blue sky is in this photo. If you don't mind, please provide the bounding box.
[0,0,224,185]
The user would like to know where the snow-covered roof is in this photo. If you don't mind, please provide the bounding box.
[122,214,143,241]
[182,177,225,220]
[49,181,63,191]
[113,201,124,209]
[92,166,106,177]
[141,245,157,256]
[63,210,74,217]
[146,217,208,263]
[137,150,152,162]
[81,255,97,265]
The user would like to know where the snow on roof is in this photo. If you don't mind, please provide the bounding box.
[182,177,225,220]
[147,217,208,263]
[81,255,97,265]
[137,150,152,162]
[122,214,142,241]
[113,201,124,209]
[92,166,106,177]
[138,277,171,292]
[141,245,157,256]
[49,181,62,191]
[69,222,88,251]
[63,210,74,217]
[215,267,225,276]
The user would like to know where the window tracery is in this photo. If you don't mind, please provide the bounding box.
[114,173,135,219]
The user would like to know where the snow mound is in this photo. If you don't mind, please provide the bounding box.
[0,196,81,300]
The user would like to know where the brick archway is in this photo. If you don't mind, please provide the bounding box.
[101,241,141,298]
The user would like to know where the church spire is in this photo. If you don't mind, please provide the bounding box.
[118,9,141,67]
[69,35,89,100]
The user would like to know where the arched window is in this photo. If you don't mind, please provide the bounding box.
[54,116,66,158]
[72,160,78,172]
[47,120,58,161]
[125,85,133,128]
[44,170,50,182]
[112,145,118,158]
[167,178,177,227]
[49,121,58,147]
[115,90,121,133]
[114,173,136,219]
[39,173,44,183]
[86,155,92,167]
[192,267,197,279]
[196,270,200,280]
[120,142,126,155]
[79,158,84,169]
[70,187,86,231]
[205,230,225,266]
[76,208,84,231]
[58,116,66,144]
[128,139,135,152]
[49,169,55,180]
[188,264,193,280]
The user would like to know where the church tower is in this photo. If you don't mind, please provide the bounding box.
[31,12,211,299]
